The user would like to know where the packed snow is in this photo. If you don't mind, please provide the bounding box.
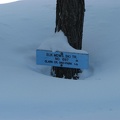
[0,0,120,120]
[38,31,88,54]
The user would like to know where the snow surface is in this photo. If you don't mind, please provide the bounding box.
[0,0,20,4]
[0,0,120,120]
[38,31,88,54]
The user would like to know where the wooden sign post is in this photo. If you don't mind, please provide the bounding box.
[36,49,89,69]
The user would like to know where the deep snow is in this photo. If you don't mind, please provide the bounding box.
[0,0,120,120]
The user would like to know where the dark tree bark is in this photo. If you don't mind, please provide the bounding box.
[51,0,85,79]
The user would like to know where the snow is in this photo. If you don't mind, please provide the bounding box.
[38,31,88,54]
[0,0,120,120]
[0,0,20,4]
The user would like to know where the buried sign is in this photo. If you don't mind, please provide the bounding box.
[36,49,89,69]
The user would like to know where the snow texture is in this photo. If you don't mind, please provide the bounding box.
[0,0,120,120]
[38,31,88,54]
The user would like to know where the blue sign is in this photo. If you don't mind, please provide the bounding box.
[36,49,89,69]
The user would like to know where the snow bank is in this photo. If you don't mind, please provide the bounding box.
[0,0,120,120]
[38,31,88,54]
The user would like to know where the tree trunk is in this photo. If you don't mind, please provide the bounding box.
[52,0,85,79]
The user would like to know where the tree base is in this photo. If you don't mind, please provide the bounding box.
[51,67,82,80]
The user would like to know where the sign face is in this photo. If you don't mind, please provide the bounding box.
[36,49,89,69]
